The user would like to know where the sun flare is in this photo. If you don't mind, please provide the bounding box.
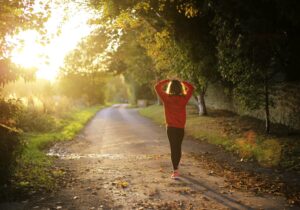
[10,30,42,69]
[8,0,97,82]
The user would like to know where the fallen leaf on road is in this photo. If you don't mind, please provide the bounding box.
[120,181,129,188]
[113,180,129,188]
[208,170,214,175]
[203,196,210,201]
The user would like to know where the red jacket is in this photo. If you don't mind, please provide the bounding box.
[155,79,194,128]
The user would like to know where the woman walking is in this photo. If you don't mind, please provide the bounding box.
[155,79,194,179]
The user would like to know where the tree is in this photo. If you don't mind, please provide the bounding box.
[59,29,110,104]
[0,0,49,56]
[136,1,219,115]
[108,29,157,104]
[210,0,300,133]
[0,59,36,87]
[90,0,300,128]
[58,72,107,105]
[159,1,218,115]
[0,0,48,86]
[90,0,220,114]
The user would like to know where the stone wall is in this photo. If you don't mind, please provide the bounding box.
[204,82,300,130]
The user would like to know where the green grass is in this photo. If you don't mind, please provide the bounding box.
[139,104,165,125]
[139,104,299,169]
[14,105,104,191]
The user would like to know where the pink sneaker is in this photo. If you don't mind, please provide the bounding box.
[171,171,179,179]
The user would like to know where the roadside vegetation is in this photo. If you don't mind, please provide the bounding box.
[1,0,300,205]
[0,104,103,201]
[139,104,300,171]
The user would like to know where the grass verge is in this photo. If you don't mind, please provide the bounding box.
[139,104,300,170]
[10,105,104,196]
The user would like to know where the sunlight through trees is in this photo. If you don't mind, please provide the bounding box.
[1,1,300,200]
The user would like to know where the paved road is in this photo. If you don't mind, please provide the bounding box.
[2,104,293,210]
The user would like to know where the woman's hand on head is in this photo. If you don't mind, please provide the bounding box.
[170,77,181,82]
[167,73,178,80]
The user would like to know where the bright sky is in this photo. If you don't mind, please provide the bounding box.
[8,0,98,81]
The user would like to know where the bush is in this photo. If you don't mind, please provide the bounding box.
[0,98,22,126]
[16,110,58,132]
[0,124,23,185]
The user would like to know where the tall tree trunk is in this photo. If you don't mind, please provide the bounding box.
[197,86,207,116]
[156,95,161,105]
[264,79,270,133]
[129,83,137,105]
[154,73,161,105]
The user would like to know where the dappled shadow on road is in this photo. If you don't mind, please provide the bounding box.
[179,175,253,210]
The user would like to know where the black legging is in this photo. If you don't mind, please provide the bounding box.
[167,126,184,170]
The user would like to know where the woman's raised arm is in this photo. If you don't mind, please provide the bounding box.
[154,79,170,101]
[181,81,194,101]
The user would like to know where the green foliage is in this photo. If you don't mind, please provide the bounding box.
[0,59,18,86]
[62,28,110,75]
[0,124,23,185]
[211,0,300,108]
[105,75,129,103]
[0,0,47,40]
[0,81,104,190]
[0,0,48,87]
[138,104,165,125]
[108,30,157,103]
[59,28,111,105]
[0,0,49,40]
[139,105,298,168]
[14,105,103,191]
[90,0,219,108]
[89,0,300,126]
[0,97,22,126]
[207,0,300,131]
[16,110,58,132]
[58,72,107,105]
[155,1,218,89]
[0,58,37,86]
[109,30,156,85]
